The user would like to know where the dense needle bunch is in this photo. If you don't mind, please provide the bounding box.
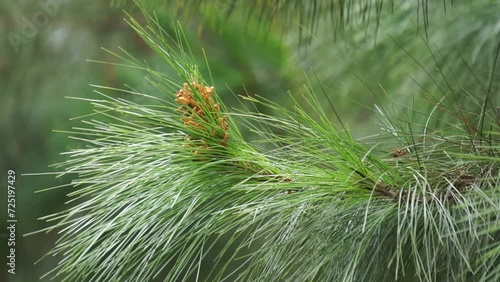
[36,4,500,282]
[175,81,229,152]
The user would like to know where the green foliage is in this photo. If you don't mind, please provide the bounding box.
[299,0,500,133]
[34,1,500,282]
[112,0,435,43]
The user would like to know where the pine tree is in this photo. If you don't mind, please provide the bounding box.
[36,1,499,281]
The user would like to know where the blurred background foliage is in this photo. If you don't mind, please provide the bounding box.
[1,0,499,281]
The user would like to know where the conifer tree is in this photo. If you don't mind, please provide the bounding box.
[37,1,499,281]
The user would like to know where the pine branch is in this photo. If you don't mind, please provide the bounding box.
[36,2,500,282]
[110,0,454,42]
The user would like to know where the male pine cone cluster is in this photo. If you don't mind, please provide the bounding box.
[175,82,229,153]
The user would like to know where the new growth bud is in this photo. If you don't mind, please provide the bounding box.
[174,81,229,152]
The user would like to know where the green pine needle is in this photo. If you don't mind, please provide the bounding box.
[36,2,500,282]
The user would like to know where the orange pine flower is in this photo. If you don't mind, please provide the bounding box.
[174,81,229,153]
